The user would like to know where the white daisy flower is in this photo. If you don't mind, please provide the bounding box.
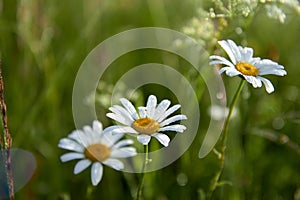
[106,95,187,147]
[58,120,137,186]
[209,39,287,93]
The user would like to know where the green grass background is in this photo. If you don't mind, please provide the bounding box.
[1,0,300,199]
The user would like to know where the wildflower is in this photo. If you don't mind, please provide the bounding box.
[106,95,187,147]
[58,120,137,186]
[209,39,287,93]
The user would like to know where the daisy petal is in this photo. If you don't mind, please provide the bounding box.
[227,40,242,62]
[91,162,103,186]
[110,147,137,158]
[60,153,85,162]
[146,95,157,118]
[104,126,137,135]
[58,138,84,152]
[68,130,90,147]
[152,133,170,147]
[138,106,147,118]
[239,46,253,62]
[159,124,186,133]
[106,113,131,126]
[243,75,257,87]
[224,68,240,77]
[120,98,139,120]
[92,120,103,133]
[259,68,287,76]
[157,104,181,122]
[83,125,96,144]
[74,159,92,174]
[153,99,171,120]
[209,55,236,68]
[218,40,238,64]
[113,139,134,148]
[102,158,124,170]
[137,134,151,145]
[219,67,233,74]
[101,129,125,147]
[108,105,135,125]
[257,76,275,93]
[160,114,187,127]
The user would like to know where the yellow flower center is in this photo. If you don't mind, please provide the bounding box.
[84,144,111,162]
[235,62,259,76]
[131,118,160,135]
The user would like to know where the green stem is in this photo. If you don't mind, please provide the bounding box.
[136,144,149,200]
[207,79,246,199]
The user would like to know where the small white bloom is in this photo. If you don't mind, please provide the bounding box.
[208,104,237,121]
[106,95,187,147]
[58,120,137,186]
[210,39,287,93]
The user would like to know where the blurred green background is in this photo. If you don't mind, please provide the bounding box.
[0,0,300,199]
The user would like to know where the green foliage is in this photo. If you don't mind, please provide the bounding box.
[0,0,300,199]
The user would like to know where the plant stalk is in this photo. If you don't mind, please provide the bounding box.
[136,144,149,200]
[0,62,15,200]
[207,79,246,199]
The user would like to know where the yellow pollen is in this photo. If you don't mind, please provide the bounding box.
[131,118,160,135]
[84,143,110,162]
[236,62,259,76]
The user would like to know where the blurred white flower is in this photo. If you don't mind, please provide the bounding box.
[106,95,187,147]
[265,4,286,23]
[210,40,287,93]
[208,104,237,121]
[58,120,137,186]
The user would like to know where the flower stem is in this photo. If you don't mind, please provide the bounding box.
[136,144,149,200]
[0,62,15,200]
[207,79,245,199]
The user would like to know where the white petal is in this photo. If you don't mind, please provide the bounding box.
[108,105,135,124]
[146,95,157,118]
[60,153,85,162]
[91,162,103,186]
[243,75,257,87]
[219,67,233,74]
[153,100,171,120]
[152,133,170,147]
[83,125,97,144]
[102,158,124,170]
[137,134,151,145]
[249,57,261,65]
[113,139,134,148]
[110,147,137,158]
[257,76,275,93]
[58,138,84,152]
[101,127,126,147]
[160,114,187,127]
[74,159,92,174]
[106,113,132,126]
[120,98,139,120]
[227,40,242,62]
[104,125,137,135]
[157,104,181,122]
[92,120,103,133]
[218,40,238,64]
[225,68,240,77]
[68,130,90,147]
[159,124,186,133]
[253,76,262,88]
[238,46,254,62]
[259,68,287,76]
[255,60,287,76]
[209,55,236,68]
[138,106,147,118]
